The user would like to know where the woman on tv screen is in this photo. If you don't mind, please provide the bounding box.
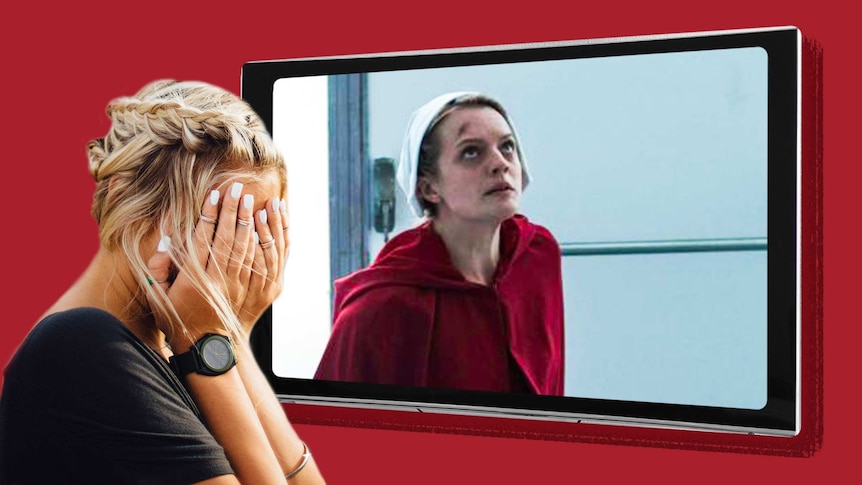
[315,92,565,395]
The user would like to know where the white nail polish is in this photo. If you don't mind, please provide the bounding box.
[209,190,220,206]
[254,231,259,244]
[243,194,253,209]
[259,209,268,224]
[272,198,280,213]
[158,236,171,252]
[231,182,243,199]
[280,199,286,212]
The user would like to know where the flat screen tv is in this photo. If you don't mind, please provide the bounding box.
[241,25,822,456]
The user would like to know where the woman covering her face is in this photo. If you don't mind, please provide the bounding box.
[314,92,565,395]
[0,80,325,484]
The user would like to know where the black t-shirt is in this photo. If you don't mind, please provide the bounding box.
[0,307,233,485]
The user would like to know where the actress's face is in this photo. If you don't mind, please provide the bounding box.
[423,106,522,224]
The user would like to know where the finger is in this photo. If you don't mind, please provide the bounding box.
[210,182,243,274]
[278,198,290,279]
[238,227,255,288]
[145,235,172,290]
[239,241,267,328]
[256,205,279,285]
[265,197,289,284]
[192,189,221,269]
[145,236,174,337]
[228,192,255,279]
[248,235,267,294]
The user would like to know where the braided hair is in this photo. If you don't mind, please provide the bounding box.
[86,80,286,342]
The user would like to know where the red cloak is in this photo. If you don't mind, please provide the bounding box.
[313,215,565,395]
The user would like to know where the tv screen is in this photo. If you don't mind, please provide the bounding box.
[241,25,819,452]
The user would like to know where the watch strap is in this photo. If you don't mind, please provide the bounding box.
[169,348,201,378]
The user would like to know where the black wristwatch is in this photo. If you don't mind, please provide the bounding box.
[169,333,237,378]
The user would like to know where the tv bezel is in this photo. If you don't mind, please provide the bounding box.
[241,25,817,452]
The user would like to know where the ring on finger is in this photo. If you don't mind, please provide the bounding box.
[146,276,168,286]
[237,218,253,227]
[260,238,276,249]
[200,214,217,224]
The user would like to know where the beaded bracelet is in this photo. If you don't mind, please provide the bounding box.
[285,441,311,481]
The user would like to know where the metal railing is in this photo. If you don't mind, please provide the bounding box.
[560,237,768,256]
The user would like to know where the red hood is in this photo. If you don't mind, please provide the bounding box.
[319,213,565,395]
[333,215,538,314]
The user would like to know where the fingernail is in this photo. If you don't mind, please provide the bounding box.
[158,236,171,252]
[209,190,220,206]
[271,198,280,213]
[280,199,287,213]
[254,231,259,244]
[230,182,243,199]
[243,194,253,209]
[259,209,268,224]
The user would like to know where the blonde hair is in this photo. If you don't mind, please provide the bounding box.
[87,79,286,342]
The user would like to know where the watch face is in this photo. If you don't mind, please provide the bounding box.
[200,335,235,373]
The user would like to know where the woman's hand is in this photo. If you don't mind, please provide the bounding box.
[238,197,289,334]
[146,181,290,347]
[146,182,258,351]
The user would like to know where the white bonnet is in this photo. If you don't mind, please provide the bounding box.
[396,91,531,218]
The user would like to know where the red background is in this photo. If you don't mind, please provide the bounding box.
[0,1,851,483]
